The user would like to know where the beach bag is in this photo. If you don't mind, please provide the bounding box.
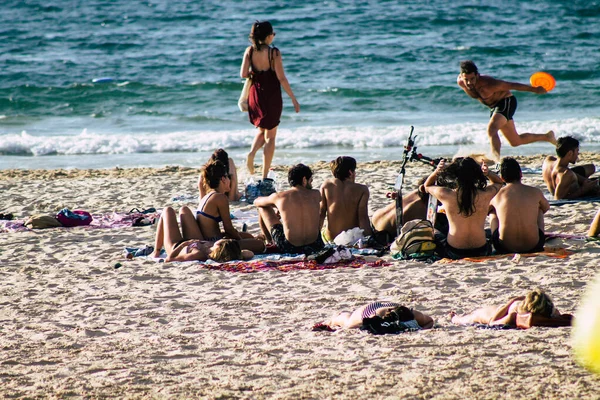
[390,219,436,259]
[238,78,252,112]
[56,208,93,227]
[25,215,63,229]
[244,178,276,204]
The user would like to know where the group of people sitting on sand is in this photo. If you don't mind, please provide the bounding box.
[314,288,571,333]
[152,134,600,263]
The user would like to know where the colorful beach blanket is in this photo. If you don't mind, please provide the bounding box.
[126,246,390,273]
[437,247,573,264]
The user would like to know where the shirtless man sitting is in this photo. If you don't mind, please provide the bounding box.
[319,156,372,242]
[489,157,550,254]
[542,135,599,200]
[254,164,324,255]
[457,60,555,161]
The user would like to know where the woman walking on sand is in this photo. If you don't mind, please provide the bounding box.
[240,20,300,178]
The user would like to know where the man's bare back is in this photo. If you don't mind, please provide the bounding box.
[490,183,549,253]
[320,178,371,240]
[264,187,321,246]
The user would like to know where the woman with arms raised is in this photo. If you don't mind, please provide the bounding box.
[424,157,503,259]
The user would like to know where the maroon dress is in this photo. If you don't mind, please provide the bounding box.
[248,47,283,130]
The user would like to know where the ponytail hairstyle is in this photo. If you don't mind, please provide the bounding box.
[441,157,487,217]
[202,160,228,190]
[249,20,273,51]
[210,148,230,175]
[330,156,356,181]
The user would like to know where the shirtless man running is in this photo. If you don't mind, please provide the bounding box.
[542,135,599,200]
[319,156,372,242]
[489,157,550,254]
[255,164,324,255]
[457,60,556,161]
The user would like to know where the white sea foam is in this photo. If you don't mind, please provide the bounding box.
[1,118,599,158]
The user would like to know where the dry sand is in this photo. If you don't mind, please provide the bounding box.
[1,154,600,399]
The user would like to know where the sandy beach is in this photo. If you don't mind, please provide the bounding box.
[1,154,600,399]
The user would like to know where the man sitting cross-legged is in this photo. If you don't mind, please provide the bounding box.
[319,156,372,242]
[489,157,550,254]
[255,164,325,255]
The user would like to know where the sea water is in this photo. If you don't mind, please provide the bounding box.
[1,0,600,170]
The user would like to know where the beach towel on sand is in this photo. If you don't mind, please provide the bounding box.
[124,248,390,273]
[437,247,572,263]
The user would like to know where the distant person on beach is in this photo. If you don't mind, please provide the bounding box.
[489,157,550,254]
[198,148,241,201]
[371,177,450,243]
[451,289,567,327]
[152,206,252,262]
[542,135,599,200]
[313,301,434,332]
[319,156,372,242]
[424,157,503,259]
[240,21,300,179]
[197,160,265,254]
[254,164,324,255]
[457,60,556,161]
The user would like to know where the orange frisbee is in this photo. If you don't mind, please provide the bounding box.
[530,71,556,92]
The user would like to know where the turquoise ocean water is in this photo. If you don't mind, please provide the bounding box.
[1,0,600,170]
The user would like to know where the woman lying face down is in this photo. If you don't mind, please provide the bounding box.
[314,301,434,332]
[450,288,564,327]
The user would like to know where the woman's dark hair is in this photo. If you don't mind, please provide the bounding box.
[249,21,273,51]
[210,149,230,174]
[288,164,312,187]
[330,156,356,181]
[382,306,414,323]
[440,157,487,217]
[202,160,228,189]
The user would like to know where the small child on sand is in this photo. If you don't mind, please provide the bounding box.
[450,289,568,327]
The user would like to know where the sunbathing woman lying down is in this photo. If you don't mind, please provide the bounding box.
[451,288,572,328]
[314,301,434,333]
[152,206,253,262]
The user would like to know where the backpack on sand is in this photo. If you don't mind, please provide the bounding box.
[390,219,436,260]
